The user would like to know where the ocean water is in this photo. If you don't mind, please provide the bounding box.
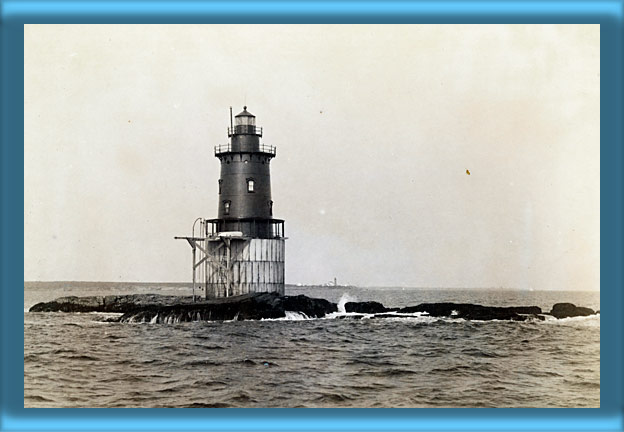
[24,282,600,408]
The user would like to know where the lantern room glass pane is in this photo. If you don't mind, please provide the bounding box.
[235,116,255,126]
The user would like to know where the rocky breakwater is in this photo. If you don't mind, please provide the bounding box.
[345,301,599,321]
[29,293,598,323]
[29,294,197,313]
[30,293,337,323]
[118,293,338,323]
[345,301,543,321]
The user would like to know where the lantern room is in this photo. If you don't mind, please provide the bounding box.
[229,106,262,137]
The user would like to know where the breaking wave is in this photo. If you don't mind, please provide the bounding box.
[337,293,357,313]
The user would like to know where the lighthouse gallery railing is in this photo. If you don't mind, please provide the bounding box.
[214,143,276,156]
[227,125,263,137]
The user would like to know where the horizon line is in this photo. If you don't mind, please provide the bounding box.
[23,280,600,292]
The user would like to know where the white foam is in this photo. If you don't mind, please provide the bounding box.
[324,311,372,319]
[261,311,310,321]
[323,310,442,323]
[541,314,600,327]
[284,311,310,320]
[337,293,357,313]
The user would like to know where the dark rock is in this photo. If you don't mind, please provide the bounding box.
[345,301,390,314]
[507,306,542,315]
[30,292,337,322]
[369,313,419,319]
[282,295,337,318]
[120,294,270,322]
[397,303,543,321]
[29,294,196,313]
[29,296,104,313]
[118,293,336,322]
[29,292,594,323]
[550,303,595,319]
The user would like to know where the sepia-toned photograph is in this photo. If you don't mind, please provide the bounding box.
[24,24,599,408]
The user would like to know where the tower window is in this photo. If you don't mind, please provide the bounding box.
[218,179,222,194]
[223,200,231,215]
[268,200,273,216]
[247,178,255,193]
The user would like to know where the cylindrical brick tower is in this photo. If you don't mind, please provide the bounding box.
[204,107,285,298]
[214,107,277,237]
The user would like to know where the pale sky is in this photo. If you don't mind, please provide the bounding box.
[24,24,600,290]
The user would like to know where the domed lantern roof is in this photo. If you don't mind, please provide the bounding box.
[235,106,255,118]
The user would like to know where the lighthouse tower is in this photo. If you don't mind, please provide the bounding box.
[180,107,285,299]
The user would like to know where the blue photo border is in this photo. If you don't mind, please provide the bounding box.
[2,1,622,430]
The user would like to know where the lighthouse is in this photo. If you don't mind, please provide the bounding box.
[176,107,285,299]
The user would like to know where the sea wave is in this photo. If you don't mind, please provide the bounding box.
[541,314,600,327]
[24,285,601,408]
[259,311,310,321]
